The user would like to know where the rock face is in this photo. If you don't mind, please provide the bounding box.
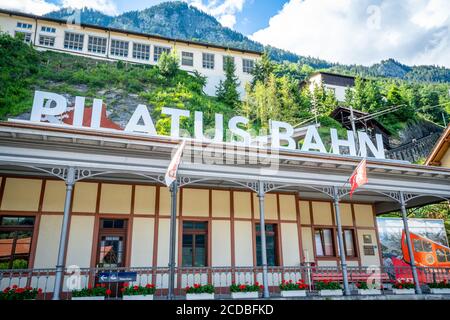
[386,119,443,163]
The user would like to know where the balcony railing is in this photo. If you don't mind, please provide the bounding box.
[1,265,449,300]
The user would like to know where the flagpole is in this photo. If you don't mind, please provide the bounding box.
[168,179,178,300]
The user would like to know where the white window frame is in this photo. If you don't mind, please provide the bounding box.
[41,26,56,33]
[153,46,171,62]
[16,22,32,29]
[87,36,107,54]
[14,31,32,43]
[202,53,215,70]
[110,39,129,57]
[132,43,151,61]
[181,51,194,67]
[38,35,55,47]
[223,55,235,71]
[243,58,255,74]
[64,32,84,51]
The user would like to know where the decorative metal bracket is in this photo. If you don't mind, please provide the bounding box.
[30,166,112,185]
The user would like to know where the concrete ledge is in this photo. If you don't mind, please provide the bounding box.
[269,294,450,301]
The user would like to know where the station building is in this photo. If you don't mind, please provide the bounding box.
[0,117,449,295]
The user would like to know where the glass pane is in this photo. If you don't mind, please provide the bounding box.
[1,217,19,226]
[436,249,446,263]
[344,230,355,256]
[113,220,125,229]
[102,220,113,228]
[323,229,334,256]
[193,222,207,231]
[314,231,324,256]
[194,235,206,267]
[422,241,432,253]
[256,233,277,265]
[413,239,423,252]
[99,236,123,267]
[182,234,193,267]
[0,217,33,226]
[266,235,276,266]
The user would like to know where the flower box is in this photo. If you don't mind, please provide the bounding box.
[392,289,415,295]
[357,289,382,295]
[72,296,105,300]
[123,294,154,300]
[186,293,215,300]
[318,290,343,296]
[280,290,307,297]
[430,288,450,294]
[231,291,259,299]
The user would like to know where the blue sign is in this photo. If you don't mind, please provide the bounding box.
[98,272,137,283]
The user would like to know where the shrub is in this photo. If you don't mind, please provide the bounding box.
[428,280,450,289]
[0,286,42,300]
[158,51,179,77]
[315,280,341,290]
[279,279,308,291]
[392,279,415,289]
[72,284,110,297]
[121,283,156,296]
[230,282,263,293]
[185,284,215,294]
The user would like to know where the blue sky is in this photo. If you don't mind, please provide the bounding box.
[2,0,450,67]
[36,0,288,35]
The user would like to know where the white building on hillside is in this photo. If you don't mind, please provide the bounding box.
[304,72,356,102]
[0,9,261,97]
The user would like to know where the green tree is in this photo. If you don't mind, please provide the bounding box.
[216,56,240,108]
[251,51,274,86]
[157,51,179,77]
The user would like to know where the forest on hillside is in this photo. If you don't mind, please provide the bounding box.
[1,32,449,141]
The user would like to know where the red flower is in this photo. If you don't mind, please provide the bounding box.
[38,288,42,294]
[106,289,112,296]
[96,284,101,287]
[12,285,18,289]
[120,288,125,293]
[146,284,154,289]
[398,285,403,289]
[88,284,92,289]
[239,285,246,291]
[133,285,139,290]
[255,281,259,286]
[123,283,129,288]
[259,285,264,289]
[185,286,190,291]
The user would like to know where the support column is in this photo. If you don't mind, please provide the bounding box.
[400,191,422,294]
[53,167,75,300]
[257,181,270,298]
[333,186,351,296]
[168,180,178,300]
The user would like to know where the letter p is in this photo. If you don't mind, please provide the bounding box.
[30,91,67,122]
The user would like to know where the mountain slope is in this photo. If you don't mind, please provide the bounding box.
[45,2,450,83]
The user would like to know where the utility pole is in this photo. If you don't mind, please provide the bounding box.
[349,106,359,156]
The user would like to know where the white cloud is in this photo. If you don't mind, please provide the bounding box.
[188,0,245,29]
[61,0,118,15]
[0,0,119,16]
[0,0,59,15]
[251,0,450,67]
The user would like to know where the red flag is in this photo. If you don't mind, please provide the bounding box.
[164,140,186,187]
[349,159,368,198]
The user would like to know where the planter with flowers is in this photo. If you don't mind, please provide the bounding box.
[279,279,308,297]
[0,285,42,300]
[392,279,415,295]
[355,281,382,295]
[185,284,215,300]
[71,284,110,300]
[122,283,155,300]
[315,280,343,296]
[428,280,450,294]
[230,282,262,299]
